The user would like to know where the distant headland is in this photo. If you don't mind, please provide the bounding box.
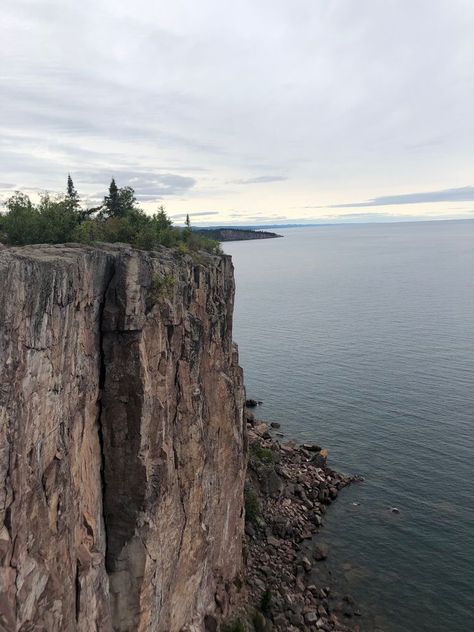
[195,227,283,242]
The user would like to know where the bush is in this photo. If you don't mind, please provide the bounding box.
[252,611,266,632]
[222,620,246,632]
[149,272,176,303]
[249,442,274,464]
[260,589,272,614]
[244,489,260,524]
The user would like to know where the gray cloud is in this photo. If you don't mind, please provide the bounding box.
[331,186,474,208]
[170,211,220,220]
[72,171,195,201]
[232,176,287,185]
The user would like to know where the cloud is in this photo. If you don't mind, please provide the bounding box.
[232,175,287,185]
[81,170,196,201]
[1,1,473,221]
[331,186,474,208]
[170,211,220,220]
[127,173,195,198]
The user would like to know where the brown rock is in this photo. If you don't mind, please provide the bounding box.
[0,244,246,632]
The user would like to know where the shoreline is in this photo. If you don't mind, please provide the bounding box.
[234,409,364,631]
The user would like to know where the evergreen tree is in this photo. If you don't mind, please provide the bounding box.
[104,178,121,217]
[103,179,137,218]
[183,213,192,243]
[66,174,80,210]
[117,186,137,215]
[155,206,172,230]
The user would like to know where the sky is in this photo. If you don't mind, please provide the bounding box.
[1,0,473,226]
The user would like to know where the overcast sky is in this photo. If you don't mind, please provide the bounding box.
[1,0,473,225]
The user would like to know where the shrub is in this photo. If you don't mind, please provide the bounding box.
[244,489,260,524]
[260,589,272,614]
[252,611,266,632]
[149,273,176,303]
[222,619,245,632]
[249,442,274,464]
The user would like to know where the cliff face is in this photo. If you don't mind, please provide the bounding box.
[0,244,246,632]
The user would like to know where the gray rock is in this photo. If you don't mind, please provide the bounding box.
[305,611,318,624]
[313,543,329,561]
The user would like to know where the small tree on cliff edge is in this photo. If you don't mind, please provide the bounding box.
[183,213,192,242]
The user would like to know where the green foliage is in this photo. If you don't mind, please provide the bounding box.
[0,179,220,255]
[244,489,260,524]
[249,442,274,464]
[222,619,246,632]
[0,192,80,245]
[252,611,266,632]
[66,174,80,210]
[259,589,272,614]
[149,272,176,303]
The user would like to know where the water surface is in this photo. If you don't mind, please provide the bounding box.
[224,220,474,632]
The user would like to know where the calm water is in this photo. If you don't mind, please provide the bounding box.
[224,221,474,632]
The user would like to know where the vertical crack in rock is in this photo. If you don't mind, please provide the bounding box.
[75,560,81,623]
[96,256,117,574]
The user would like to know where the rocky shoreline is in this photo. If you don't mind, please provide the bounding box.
[233,409,364,632]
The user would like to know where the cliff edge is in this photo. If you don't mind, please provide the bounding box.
[0,243,246,632]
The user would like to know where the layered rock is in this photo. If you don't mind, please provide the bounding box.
[0,243,246,631]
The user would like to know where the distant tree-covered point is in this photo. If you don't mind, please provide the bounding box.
[195,227,282,242]
[0,177,221,255]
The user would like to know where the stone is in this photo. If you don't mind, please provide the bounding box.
[273,614,288,628]
[246,522,256,537]
[246,398,261,407]
[301,557,312,572]
[270,422,281,429]
[254,422,270,437]
[313,544,329,561]
[302,443,322,452]
[305,611,318,624]
[204,614,218,631]
[246,411,256,425]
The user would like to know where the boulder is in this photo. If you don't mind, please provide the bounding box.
[313,543,329,561]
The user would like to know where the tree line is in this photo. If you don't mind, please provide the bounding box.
[0,176,220,254]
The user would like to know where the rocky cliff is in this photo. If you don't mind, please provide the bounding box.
[0,243,246,632]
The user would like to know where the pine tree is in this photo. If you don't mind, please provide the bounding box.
[66,174,80,210]
[104,178,120,217]
[103,179,137,218]
[185,213,191,228]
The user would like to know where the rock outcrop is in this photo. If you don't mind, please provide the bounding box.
[0,243,246,632]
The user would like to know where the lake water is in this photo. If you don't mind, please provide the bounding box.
[224,221,474,632]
